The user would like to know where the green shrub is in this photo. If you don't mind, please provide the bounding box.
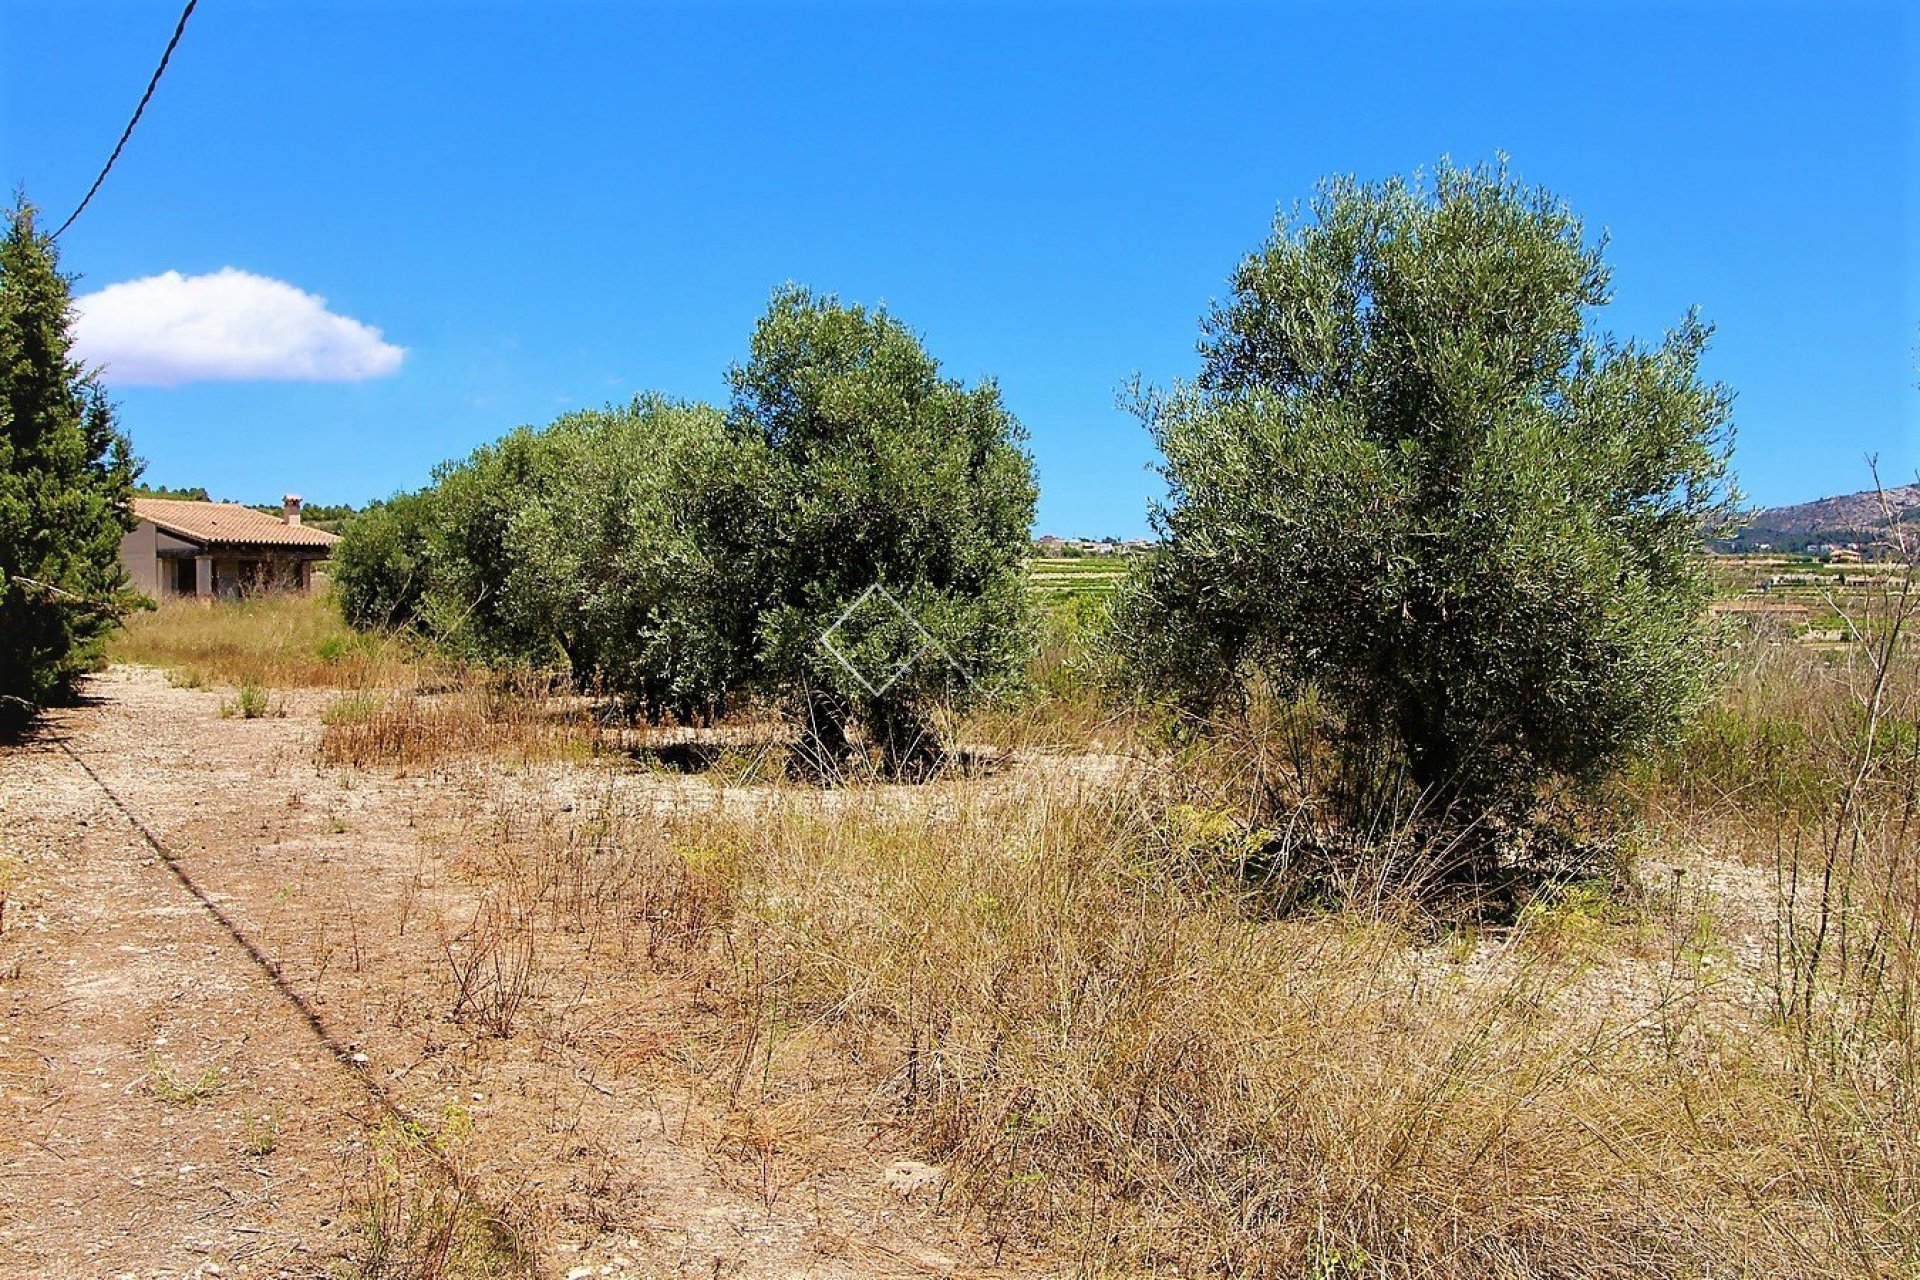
[222,684,273,719]
[332,492,436,632]
[334,397,758,721]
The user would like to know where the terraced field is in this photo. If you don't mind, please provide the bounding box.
[1709,553,1913,638]
[1027,554,1131,603]
[1025,551,1914,641]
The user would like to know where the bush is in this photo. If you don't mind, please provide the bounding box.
[335,397,760,721]
[493,396,765,720]
[221,683,274,719]
[333,491,436,632]
[1115,161,1736,867]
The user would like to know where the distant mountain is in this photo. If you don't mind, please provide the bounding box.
[1725,483,1920,552]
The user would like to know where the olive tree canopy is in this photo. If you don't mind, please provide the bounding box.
[1117,161,1736,834]
[729,286,1038,775]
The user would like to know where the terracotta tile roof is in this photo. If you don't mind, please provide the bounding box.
[132,498,341,549]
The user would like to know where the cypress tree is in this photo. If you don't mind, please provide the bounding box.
[0,201,143,718]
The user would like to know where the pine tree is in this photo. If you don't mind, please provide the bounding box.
[0,201,143,717]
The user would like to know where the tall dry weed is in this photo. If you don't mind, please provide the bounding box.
[319,680,601,769]
[1638,485,1918,1275]
[110,592,419,689]
[447,770,1870,1276]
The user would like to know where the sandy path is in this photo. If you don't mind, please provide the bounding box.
[0,689,368,1276]
[0,669,1021,1279]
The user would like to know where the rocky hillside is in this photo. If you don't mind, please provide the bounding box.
[1727,482,1920,551]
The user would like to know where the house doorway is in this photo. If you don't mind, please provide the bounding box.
[169,559,199,597]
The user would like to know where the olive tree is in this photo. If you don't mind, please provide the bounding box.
[413,421,583,665]
[1117,162,1736,844]
[333,490,436,631]
[729,286,1038,775]
[336,398,764,718]
[497,396,765,719]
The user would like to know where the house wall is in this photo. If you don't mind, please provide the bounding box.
[119,521,161,596]
[122,520,331,599]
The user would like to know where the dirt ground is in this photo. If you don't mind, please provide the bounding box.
[0,668,1029,1279]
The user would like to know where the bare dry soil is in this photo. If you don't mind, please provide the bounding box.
[0,668,1018,1279]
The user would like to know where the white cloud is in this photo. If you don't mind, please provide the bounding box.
[72,268,406,386]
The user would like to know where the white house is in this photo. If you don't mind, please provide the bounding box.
[121,495,340,599]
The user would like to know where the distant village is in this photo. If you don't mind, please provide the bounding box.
[1723,540,1888,564]
[1032,535,1155,556]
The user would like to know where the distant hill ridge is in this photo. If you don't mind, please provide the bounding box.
[1746,483,1920,535]
[1730,482,1920,551]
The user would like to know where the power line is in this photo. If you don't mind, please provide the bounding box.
[50,0,200,241]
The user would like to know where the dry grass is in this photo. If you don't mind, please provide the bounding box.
[546,783,1887,1277]
[1643,581,1920,1279]
[345,1111,533,1280]
[109,592,415,689]
[109,595,609,768]
[101,574,1920,1276]
[318,684,601,769]
[409,728,1911,1273]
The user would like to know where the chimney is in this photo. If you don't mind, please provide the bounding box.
[283,494,302,526]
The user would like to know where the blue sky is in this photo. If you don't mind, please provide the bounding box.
[3,0,1915,536]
